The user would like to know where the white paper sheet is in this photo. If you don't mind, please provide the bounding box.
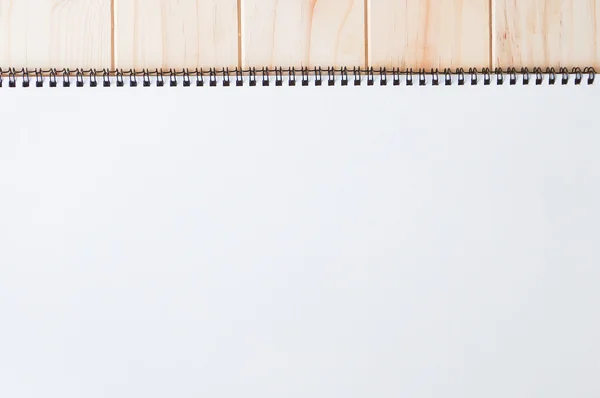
[1,80,599,398]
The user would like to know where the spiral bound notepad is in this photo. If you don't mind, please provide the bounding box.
[0,66,597,87]
[1,62,600,398]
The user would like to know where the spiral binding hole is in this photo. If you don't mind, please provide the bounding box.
[584,67,596,84]
[469,68,478,85]
[129,70,138,87]
[115,70,124,87]
[495,68,504,85]
[182,69,190,87]
[548,68,556,85]
[444,69,452,86]
[235,69,243,86]
[209,69,217,87]
[533,68,544,86]
[419,69,426,86]
[223,69,230,87]
[521,68,530,85]
[157,70,165,87]
[429,69,438,86]
[508,68,517,85]
[380,68,388,86]
[101,70,110,87]
[76,70,84,87]
[574,67,583,85]
[49,70,57,87]
[404,69,412,86]
[275,68,283,86]
[367,68,374,86]
[325,68,333,86]
[21,69,30,87]
[8,69,16,88]
[315,68,322,86]
[457,69,465,86]
[560,68,569,85]
[483,68,491,85]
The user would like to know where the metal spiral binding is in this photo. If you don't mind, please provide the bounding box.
[0,67,596,88]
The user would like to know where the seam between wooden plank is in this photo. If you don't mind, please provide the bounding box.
[489,0,495,68]
[237,0,242,69]
[364,0,369,68]
[110,0,115,69]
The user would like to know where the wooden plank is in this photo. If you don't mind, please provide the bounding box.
[495,0,600,69]
[0,0,111,69]
[368,0,490,70]
[242,0,365,69]
[114,0,239,70]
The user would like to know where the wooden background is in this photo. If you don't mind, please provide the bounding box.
[0,0,599,70]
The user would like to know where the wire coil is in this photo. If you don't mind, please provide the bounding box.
[0,67,595,87]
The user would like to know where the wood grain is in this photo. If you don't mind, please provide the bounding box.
[495,0,600,69]
[4,0,599,72]
[242,0,365,68]
[368,0,490,69]
[0,0,111,69]
[114,0,239,69]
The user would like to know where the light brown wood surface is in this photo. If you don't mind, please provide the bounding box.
[495,0,600,69]
[1,0,599,70]
[114,0,239,70]
[0,0,111,69]
[369,0,490,69]
[242,0,365,68]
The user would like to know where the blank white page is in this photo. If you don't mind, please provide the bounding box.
[0,81,599,398]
